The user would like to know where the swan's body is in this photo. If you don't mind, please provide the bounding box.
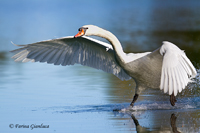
[11,25,197,106]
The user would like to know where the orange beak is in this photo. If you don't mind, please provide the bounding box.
[74,29,85,38]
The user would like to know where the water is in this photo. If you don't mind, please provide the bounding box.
[0,0,200,132]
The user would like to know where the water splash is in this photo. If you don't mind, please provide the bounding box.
[194,68,200,88]
[44,95,200,114]
[120,95,200,112]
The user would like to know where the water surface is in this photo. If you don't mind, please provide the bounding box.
[0,0,200,132]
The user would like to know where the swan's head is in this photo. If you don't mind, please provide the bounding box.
[74,25,101,38]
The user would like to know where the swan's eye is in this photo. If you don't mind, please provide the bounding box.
[78,28,82,31]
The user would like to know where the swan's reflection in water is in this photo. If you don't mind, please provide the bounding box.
[131,113,181,133]
[170,114,181,133]
[113,106,200,133]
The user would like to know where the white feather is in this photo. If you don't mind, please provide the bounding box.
[160,41,196,96]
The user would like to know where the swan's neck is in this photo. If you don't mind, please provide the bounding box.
[96,28,127,64]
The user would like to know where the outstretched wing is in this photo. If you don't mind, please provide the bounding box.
[11,36,131,81]
[160,41,197,96]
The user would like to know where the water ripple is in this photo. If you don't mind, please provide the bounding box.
[44,96,200,114]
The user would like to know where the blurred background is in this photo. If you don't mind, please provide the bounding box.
[0,0,200,132]
[1,0,200,57]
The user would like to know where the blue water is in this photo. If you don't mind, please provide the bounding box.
[0,0,200,132]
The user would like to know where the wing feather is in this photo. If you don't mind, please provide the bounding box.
[12,49,28,59]
[174,67,181,93]
[176,64,184,90]
[164,68,168,93]
[171,69,177,96]
[56,48,68,66]
[168,68,173,95]
[48,46,64,64]
[28,47,48,59]
[14,50,29,62]
[39,48,55,62]
[46,49,60,64]
[160,41,197,96]
[180,56,192,76]
[11,36,131,81]
[179,65,188,89]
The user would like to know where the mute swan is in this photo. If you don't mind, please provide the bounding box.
[11,25,197,107]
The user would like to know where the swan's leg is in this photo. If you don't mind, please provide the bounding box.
[130,94,139,107]
[170,92,177,106]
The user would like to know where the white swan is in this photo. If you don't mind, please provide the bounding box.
[11,25,197,106]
